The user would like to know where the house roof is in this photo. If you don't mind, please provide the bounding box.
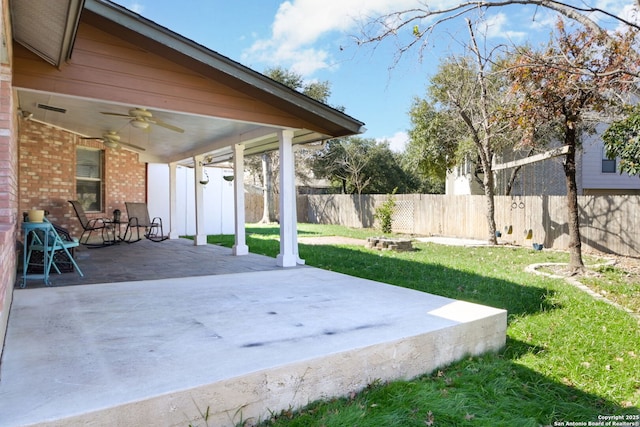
[11,0,365,164]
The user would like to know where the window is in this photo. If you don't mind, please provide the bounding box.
[76,148,104,211]
[602,149,616,174]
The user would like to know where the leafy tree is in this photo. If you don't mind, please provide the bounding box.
[405,98,459,184]
[310,137,416,195]
[265,66,332,102]
[411,21,521,244]
[504,21,638,272]
[603,105,640,176]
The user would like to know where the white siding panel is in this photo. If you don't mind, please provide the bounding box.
[148,164,235,237]
[582,126,640,190]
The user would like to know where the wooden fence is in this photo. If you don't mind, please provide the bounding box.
[301,194,640,257]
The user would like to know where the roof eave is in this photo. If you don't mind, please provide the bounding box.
[84,0,365,136]
[10,0,85,68]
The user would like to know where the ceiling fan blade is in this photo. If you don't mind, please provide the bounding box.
[100,112,132,118]
[80,136,104,140]
[150,118,184,133]
[118,141,146,151]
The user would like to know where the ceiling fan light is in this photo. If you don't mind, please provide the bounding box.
[130,108,153,119]
[104,140,119,148]
[104,132,120,141]
[131,119,149,129]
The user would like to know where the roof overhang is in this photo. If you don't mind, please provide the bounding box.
[11,0,365,165]
[82,0,364,137]
[10,0,84,68]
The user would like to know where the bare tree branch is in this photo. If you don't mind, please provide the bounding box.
[357,0,639,68]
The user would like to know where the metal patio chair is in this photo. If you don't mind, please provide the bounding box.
[68,200,113,246]
[22,218,83,287]
[123,202,167,243]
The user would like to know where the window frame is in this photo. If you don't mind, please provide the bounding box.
[601,148,617,174]
[75,147,105,212]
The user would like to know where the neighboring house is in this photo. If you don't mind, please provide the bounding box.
[579,124,640,195]
[0,1,363,357]
[446,127,640,196]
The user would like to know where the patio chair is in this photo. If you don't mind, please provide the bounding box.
[123,202,167,243]
[68,200,113,246]
[23,218,83,286]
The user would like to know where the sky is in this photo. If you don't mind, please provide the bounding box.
[111,0,637,152]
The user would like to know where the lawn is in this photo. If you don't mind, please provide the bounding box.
[208,224,640,427]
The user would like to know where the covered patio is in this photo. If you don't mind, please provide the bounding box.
[1,240,507,426]
[2,0,366,356]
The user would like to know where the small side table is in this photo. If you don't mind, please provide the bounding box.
[112,220,124,242]
[21,221,51,288]
[104,219,124,244]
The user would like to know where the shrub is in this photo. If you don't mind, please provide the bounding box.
[374,189,397,234]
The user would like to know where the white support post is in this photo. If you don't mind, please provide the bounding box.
[276,129,304,267]
[193,155,207,246]
[233,144,249,255]
[168,162,180,239]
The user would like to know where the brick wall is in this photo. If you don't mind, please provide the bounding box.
[0,64,17,361]
[18,120,146,238]
[0,0,17,359]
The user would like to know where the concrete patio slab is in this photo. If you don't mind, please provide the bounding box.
[1,266,506,427]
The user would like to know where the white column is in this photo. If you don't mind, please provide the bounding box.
[193,155,207,246]
[168,162,180,239]
[276,129,305,267]
[233,144,249,255]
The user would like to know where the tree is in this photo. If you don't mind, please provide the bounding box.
[603,105,640,176]
[365,143,419,194]
[411,20,522,244]
[265,66,332,103]
[340,139,372,195]
[251,67,333,223]
[358,1,640,70]
[310,137,417,194]
[354,0,637,266]
[405,98,459,184]
[504,21,638,272]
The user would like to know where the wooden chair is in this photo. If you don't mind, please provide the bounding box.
[123,202,167,243]
[68,200,113,246]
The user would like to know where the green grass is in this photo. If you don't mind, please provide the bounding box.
[581,265,640,313]
[208,224,640,426]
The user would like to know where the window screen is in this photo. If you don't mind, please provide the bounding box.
[76,148,103,211]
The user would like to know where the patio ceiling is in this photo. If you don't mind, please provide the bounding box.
[16,90,308,165]
[11,0,365,166]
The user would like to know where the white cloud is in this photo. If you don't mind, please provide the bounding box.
[125,2,144,14]
[576,0,640,33]
[378,131,408,152]
[243,0,422,76]
[529,9,559,32]
[616,4,640,33]
[481,13,528,40]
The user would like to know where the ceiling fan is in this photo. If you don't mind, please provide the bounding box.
[100,108,184,133]
[81,131,146,151]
